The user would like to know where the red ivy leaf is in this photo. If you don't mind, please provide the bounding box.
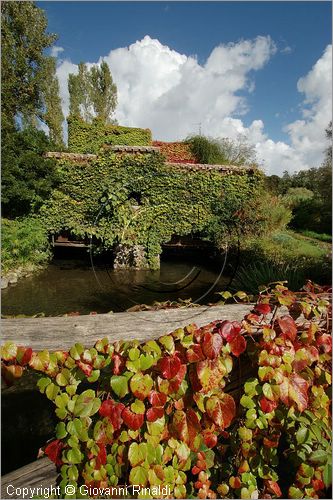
[217,320,234,340]
[158,354,181,379]
[254,303,272,315]
[146,407,164,422]
[112,354,125,375]
[169,364,187,393]
[148,391,167,407]
[279,373,309,412]
[172,409,201,450]
[206,394,236,429]
[76,360,93,377]
[96,444,107,469]
[228,334,247,357]
[45,439,64,467]
[99,400,125,431]
[16,347,33,366]
[260,397,278,413]
[312,479,325,491]
[202,430,217,449]
[121,407,145,430]
[317,334,332,353]
[265,480,282,497]
[186,344,205,363]
[202,333,223,359]
[277,315,297,341]
[231,321,242,335]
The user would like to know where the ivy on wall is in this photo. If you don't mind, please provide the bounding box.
[67,116,152,154]
[152,141,198,164]
[39,150,264,268]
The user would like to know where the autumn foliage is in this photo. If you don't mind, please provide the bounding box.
[152,141,198,164]
[1,283,332,499]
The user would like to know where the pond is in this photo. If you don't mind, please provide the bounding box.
[1,250,233,316]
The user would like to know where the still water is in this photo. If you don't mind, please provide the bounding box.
[1,254,232,316]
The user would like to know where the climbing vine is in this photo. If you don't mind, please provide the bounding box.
[39,150,263,268]
[67,116,152,154]
[1,283,331,498]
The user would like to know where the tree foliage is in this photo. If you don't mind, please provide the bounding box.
[1,127,60,218]
[1,0,56,130]
[68,61,117,123]
[40,56,64,147]
[265,125,332,234]
[1,283,331,499]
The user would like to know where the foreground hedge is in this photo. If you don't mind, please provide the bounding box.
[1,283,332,499]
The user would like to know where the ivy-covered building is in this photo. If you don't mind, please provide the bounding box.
[41,118,263,269]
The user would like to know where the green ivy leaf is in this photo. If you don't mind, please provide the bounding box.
[129,465,148,486]
[67,447,82,464]
[296,427,310,445]
[323,462,332,488]
[309,450,328,464]
[45,382,60,400]
[110,375,129,398]
[240,395,255,409]
[73,390,101,417]
[56,422,68,439]
[37,377,51,393]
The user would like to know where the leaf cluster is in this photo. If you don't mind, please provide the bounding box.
[1,283,331,499]
[67,116,152,154]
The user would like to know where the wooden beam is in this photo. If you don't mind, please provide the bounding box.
[1,458,57,499]
[1,304,253,351]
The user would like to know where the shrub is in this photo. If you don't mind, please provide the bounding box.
[186,135,226,164]
[1,217,51,274]
[1,284,331,499]
[186,135,258,167]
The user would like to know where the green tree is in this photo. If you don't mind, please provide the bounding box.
[1,1,56,131]
[1,127,60,218]
[218,135,258,166]
[40,57,64,146]
[68,61,117,123]
[89,61,117,123]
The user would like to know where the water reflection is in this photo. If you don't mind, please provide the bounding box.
[1,254,230,316]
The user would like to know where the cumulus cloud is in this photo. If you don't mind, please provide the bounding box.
[55,36,331,175]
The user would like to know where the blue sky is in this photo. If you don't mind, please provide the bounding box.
[38,1,332,174]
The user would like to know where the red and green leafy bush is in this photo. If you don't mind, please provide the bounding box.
[152,141,198,164]
[1,283,331,499]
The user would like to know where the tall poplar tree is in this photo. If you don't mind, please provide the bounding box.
[68,61,117,124]
[90,61,117,123]
[41,57,64,146]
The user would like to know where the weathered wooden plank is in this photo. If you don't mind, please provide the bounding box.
[1,305,252,351]
[1,458,57,499]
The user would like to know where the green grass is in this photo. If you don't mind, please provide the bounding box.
[298,230,332,243]
[232,230,331,293]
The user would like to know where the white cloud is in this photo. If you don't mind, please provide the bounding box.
[51,45,64,58]
[55,36,331,175]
